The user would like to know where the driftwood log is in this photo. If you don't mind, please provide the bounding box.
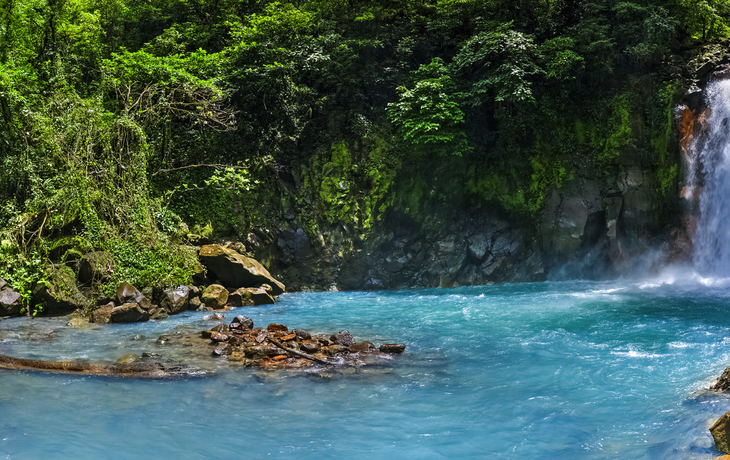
[0,353,194,378]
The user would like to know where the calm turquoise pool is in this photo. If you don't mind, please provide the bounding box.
[1,275,729,459]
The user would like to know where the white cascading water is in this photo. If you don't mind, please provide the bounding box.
[693,79,730,276]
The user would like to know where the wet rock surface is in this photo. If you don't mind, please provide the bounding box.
[198,318,405,370]
[712,410,730,454]
[111,303,150,323]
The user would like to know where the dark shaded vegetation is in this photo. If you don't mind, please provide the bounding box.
[0,0,726,309]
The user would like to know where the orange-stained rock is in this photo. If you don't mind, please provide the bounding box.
[267,323,288,332]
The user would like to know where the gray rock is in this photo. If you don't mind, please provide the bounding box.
[300,341,319,353]
[149,307,169,320]
[203,313,226,321]
[0,278,7,290]
[0,286,22,316]
[160,286,190,315]
[111,303,149,323]
[232,315,254,330]
[213,342,230,356]
[330,330,354,347]
[293,328,311,340]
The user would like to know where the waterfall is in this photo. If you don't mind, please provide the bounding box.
[693,79,730,276]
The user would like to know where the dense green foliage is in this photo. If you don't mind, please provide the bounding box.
[0,0,725,302]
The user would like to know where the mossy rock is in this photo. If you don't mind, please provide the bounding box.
[32,265,89,315]
[78,251,114,285]
[48,236,93,262]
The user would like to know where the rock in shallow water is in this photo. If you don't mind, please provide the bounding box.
[111,303,149,323]
[231,315,253,330]
[713,410,730,454]
[330,330,354,347]
[116,353,140,364]
[202,284,228,310]
[379,343,406,354]
[90,302,114,324]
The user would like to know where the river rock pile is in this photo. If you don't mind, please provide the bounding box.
[89,244,285,324]
[201,315,406,368]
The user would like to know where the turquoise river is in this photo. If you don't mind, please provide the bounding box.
[1,271,730,459]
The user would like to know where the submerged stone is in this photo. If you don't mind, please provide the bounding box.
[379,343,406,354]
[116,353,140,364]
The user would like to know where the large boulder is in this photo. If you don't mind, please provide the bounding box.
[77,251,114,285]
[199,244,285,294]
[116,282,144,305]
[201,284,228,310]
[89,302,114,324]
[160,286,190,315]
[111,303,149,323]
[228,286,275,307]
[32,265,89,315]
[0,282,22,316]
[712,409,730,454]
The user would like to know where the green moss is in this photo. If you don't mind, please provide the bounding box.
[99,237,197,295]
[601,93,634,165]
[318,140,356,224]
[464,166,527,213]
[528,156,572,213]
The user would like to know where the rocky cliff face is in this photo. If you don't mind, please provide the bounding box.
[228,51,730,292]
[251,163,674,291]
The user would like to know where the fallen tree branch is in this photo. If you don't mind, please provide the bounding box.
[268,338,332,366]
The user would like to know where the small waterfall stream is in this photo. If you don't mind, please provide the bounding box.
[693,79,730,276]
